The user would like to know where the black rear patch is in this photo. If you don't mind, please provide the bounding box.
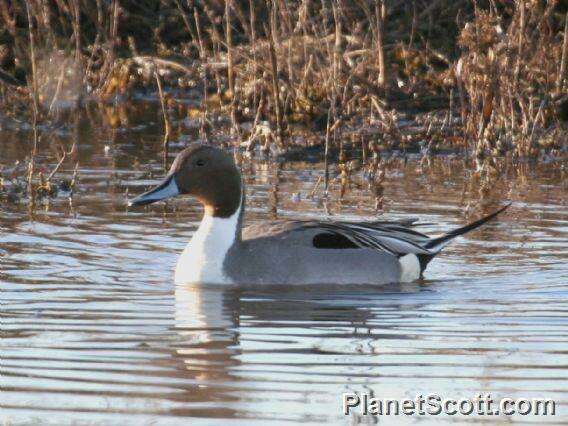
[313,232,359,249]
[417,253,435,273]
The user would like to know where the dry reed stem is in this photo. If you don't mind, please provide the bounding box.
[225,0,237,136]
[268,0,283,146]
[324,107,331,195]
[558,11,568,92]
[375,0,386,90]
[193,7,209,143]
[154,65,171,170]
[24,1,39,206]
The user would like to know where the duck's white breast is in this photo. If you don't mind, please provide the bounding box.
[174,207,241,285]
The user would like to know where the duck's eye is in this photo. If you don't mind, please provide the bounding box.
[195,159,206,167]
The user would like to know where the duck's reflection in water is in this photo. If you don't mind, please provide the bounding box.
[171,282,425,420]
[174,283,241,378]
[170,284,242,419]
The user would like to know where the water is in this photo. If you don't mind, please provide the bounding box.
[1,104,567,425]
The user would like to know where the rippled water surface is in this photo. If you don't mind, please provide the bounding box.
[1,105,567,425]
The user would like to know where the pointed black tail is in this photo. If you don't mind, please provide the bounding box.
[424,203,511,251]
[415,203,511,274]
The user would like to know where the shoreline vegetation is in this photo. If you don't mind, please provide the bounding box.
[0,0,566,207]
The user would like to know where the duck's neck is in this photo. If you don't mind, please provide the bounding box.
[177,195,243,284]
[175,183,244,285]
[194,187,244,250]
[196,200,242,247]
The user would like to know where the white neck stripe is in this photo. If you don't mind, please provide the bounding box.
[174,196,242,285]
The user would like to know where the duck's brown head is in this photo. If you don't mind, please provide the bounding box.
[129,145,242,218]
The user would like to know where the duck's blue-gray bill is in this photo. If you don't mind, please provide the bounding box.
[128,175,179,206]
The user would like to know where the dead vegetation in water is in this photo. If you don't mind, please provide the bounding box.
[457,2,567,172]
[0,0,566,208]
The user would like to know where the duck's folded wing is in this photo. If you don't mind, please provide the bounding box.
[300,220,435,256]
[242,219,436,257]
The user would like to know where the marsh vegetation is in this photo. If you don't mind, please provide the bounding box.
[0,0,566,209]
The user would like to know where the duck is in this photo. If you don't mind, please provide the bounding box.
[129,145,509,285]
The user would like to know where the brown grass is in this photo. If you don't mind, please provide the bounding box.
[0,0,566,198]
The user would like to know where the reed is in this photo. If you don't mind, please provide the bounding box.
[457,0,566,170]
[154,63,171,170]
[24,1,39,208]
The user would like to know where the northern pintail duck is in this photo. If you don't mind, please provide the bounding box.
[129,145,509,285]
